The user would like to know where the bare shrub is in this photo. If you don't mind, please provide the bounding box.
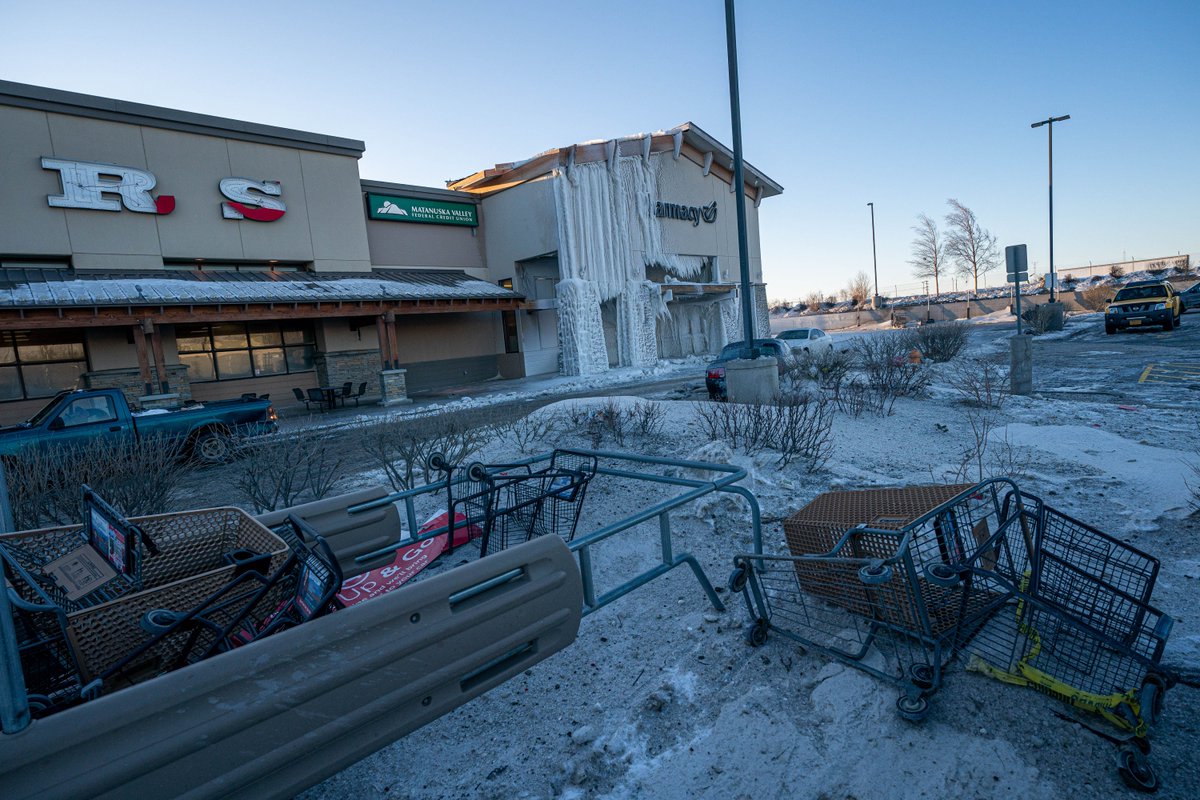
[630,400,667,439]
[1108,264,1125,279]
[852,333,931,415]
[833,378,882,418]
[233,432,346,513]
[2,434,189,530]
[508,410,559,455]
[1078,285,1111,312]
[905,320,970,362]
[552,398,666,449]
[848,271,873,308]
[696,392,833,470]
[1059,274,1077,291]
[1024,304,1060,335]
[805,292,824,312]
[948,358,1010,409]
[359,406,509,492]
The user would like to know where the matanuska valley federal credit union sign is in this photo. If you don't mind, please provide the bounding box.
[367,194,478,227]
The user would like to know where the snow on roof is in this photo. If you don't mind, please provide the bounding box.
[0,268,521,308]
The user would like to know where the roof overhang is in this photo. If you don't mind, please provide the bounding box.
[447,122,783,202]
[0,268,521,329]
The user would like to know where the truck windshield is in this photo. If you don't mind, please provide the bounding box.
[1114,285,1167,301]
[27,392,70,427]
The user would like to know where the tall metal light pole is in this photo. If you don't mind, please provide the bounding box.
[725,0,755,358]
[1031,114,1070,303]
[867,202,878,305]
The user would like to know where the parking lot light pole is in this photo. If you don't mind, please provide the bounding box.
[1031,114,1070,303]
[726,0,755,358]
[868,202,879,306]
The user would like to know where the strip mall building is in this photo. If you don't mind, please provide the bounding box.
[0,81,781,424]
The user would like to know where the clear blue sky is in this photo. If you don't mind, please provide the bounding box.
[1,1,1195,301]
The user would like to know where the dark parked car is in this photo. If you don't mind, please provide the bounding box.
[1179,282,1200,312]
[705,339,794,400]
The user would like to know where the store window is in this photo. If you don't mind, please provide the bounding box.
[176,321,316,382]
[0,329,87,401]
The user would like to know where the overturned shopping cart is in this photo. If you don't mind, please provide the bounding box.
[730,479,1175,792]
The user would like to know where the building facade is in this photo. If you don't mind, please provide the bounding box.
[0,83,780,425]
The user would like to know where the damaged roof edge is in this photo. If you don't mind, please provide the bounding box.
[446,122,783,198]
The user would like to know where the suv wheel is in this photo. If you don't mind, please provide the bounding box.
[1163,315,1174,332]
[1105,322,1116,335]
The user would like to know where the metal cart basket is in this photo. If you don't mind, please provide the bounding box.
[731,479,1175,791]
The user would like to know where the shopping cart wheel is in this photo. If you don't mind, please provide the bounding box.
[427,452,449,472]
[467,462,488,482]
[744,619,769,647]
[924,563,960,588]
[895,694,929,722]
[859,562,893,585]
[1140,674,1167,725]
[1117,748,1159,793]
[729,564,750,593]
[908,663,936,690]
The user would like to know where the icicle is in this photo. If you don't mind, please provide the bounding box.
[556,278,609,376]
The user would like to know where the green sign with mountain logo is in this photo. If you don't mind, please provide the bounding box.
[367,194,478,227]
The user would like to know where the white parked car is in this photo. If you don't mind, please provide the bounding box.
[775,327,834,356]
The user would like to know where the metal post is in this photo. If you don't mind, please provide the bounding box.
[868,202,878,302]
[1031,115,1070,303]
[726,0,755,358]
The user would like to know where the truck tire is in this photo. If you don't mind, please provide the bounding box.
[192,429,232,463]
[1163,315,1174,332]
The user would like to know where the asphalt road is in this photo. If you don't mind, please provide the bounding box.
[967,312,1200,410]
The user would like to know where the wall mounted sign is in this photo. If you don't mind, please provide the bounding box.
[42,157,175,215]
[219,178,287,222]
[40,158,286,221]
[367,194,478,227]
[655,200,717,227]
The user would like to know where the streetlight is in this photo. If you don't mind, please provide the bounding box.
[725,0,755,358]
[1031,114,1070,303]
[867,202,878,307]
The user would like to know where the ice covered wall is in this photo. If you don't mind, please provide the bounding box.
[556,278,609,375]
[553,157,676,373]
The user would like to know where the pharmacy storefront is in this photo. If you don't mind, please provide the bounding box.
[449,123,781,376]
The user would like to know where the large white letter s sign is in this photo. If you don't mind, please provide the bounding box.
[219,178,286,222]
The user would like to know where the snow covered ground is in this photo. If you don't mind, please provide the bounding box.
[295,320,1199,800]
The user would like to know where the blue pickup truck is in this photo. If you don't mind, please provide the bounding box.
[0,388,276,463]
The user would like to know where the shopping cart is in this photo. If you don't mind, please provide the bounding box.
[0,488,312,716]
[426,449,597,559]
[731,479,1176,792]
[731,481,1021,720]
[955,491,1173,792]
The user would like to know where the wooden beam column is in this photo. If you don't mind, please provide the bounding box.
[145,320,170,394]
[376,315,391,369]
[385,312,400,371]
[132,323,153,395]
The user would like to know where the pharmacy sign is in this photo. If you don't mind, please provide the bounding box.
[367,194,478,227]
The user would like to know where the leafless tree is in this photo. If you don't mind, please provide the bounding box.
[804,292,824,312]
[909,214,945,298]
[944,199,1000,293]
[848,271,873,308]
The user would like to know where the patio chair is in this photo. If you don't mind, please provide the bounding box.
[350,381,368,407]
[340,382,353,406]
[292,387,315,411]
[306,387,330,412]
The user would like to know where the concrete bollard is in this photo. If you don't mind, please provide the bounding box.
[1010,335,1033,395]
[725,358,779,404]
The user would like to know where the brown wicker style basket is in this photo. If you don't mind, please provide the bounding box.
[783,486,977,636]
[3,507,287,685]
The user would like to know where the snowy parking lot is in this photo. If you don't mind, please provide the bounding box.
[292,313,1198,800]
